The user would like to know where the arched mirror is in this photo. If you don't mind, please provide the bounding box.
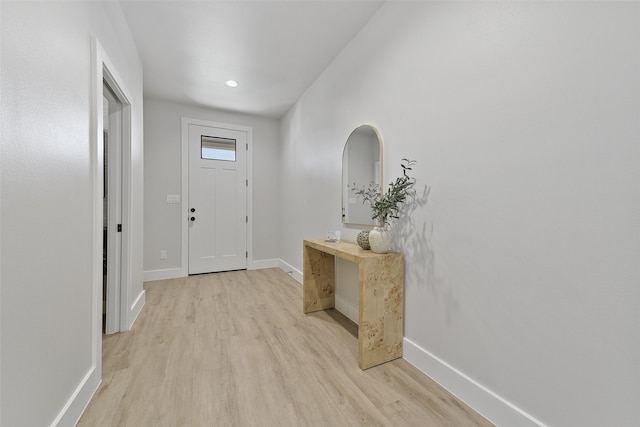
[342,125,383,225]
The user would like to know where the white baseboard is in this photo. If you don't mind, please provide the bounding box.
[250,258,280,270]
[143,267,183,282]
[403,338,546,427]
[335,294,358,324]
[278,259,303,284]
[51,366,100,427]
[126,289,145,330]
[145,260,288,280]
[144,259,302,284]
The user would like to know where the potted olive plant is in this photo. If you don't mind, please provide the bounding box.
[350,159,416,253]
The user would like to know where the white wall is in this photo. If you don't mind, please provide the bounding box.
[280,2,640,426]
[0,1,144,425]
[143,98,281,278]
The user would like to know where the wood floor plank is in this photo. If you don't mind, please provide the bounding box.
[78,268,493,427]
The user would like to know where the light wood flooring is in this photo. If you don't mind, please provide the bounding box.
[78,268,493,426]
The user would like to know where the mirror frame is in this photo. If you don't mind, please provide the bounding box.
[341,124,384,226]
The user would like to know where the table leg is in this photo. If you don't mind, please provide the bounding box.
[358,255,404,369]
[303,244,336,313]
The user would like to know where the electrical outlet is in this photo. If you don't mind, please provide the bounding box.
[160,250,167,260]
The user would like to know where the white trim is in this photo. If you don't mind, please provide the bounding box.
[145,259,291,280]
[180,120,189,277]
[126,290,146,330]
[50,367,99,427]
[403,338,547,427]
[80,36,139,425]
[144,267,184,282]
[245,127,254,270]
[249,258,280,270]
[180,117,253,276]
[94,38,135,335]
[335,294,359,325]
[278,259,303,284]
[67,37,109,427]
[89,34,104,400]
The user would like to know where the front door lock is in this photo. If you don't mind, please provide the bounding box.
[190,216,196,221]
[190,208,195,212]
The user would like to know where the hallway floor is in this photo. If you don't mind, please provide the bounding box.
[78,268,493,426]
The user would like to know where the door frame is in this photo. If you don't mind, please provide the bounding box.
[180,117,253,276]
[102,58,132,334]
[102,80,125,334]
[91,37,133,367]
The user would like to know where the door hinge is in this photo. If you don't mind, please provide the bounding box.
[246,143,248,150]
[117,224,122,232]
[246,179,248,187]
[246,215,248,223]
[246,251,248,258]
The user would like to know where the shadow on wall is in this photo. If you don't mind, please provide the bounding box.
[394,185,460,325]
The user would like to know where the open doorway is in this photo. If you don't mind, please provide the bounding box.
[89,37,138,408]
[102,80,123,334]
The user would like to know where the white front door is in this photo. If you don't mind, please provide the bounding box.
[188,123,247,274]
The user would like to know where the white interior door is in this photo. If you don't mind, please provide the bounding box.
[188,124,247,274]
[103,81,122,334]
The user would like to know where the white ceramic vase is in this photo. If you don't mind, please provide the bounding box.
[369,226,392,254]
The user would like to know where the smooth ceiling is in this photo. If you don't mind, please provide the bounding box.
[120,1,384,118]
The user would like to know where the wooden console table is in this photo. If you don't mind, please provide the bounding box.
[303,239,404,369]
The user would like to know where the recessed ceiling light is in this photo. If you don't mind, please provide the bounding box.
[225,80,238,88]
